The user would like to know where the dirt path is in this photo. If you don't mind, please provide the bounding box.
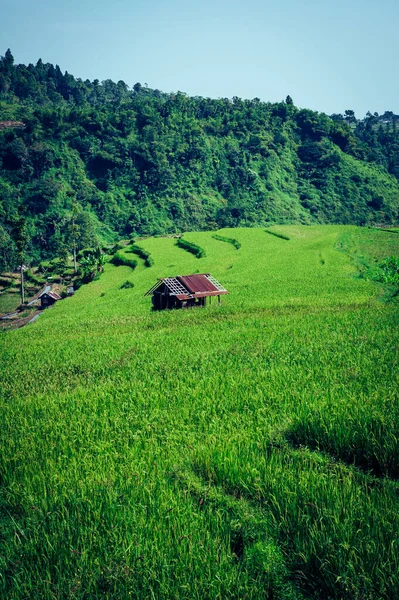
[27,284,51,305]
[0,284,51,330]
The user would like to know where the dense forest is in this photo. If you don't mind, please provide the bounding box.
[1,48,399,269]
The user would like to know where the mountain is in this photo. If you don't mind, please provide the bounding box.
[1,49,399,269]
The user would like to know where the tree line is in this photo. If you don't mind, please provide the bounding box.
[1,49,399,270]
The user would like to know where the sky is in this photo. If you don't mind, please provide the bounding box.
[1,0,398,118]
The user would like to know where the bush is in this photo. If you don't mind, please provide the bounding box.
[212,234,241,249]
[120,280,134,289]
[369,256,399,284]
[127,244,154,267]
[0,277,13,288]
[25,271,45,285]
[177,238,206,258]
[77,247,96,260]
[264,229,290,241]
[108,242,126,255]
[111,251,138,270]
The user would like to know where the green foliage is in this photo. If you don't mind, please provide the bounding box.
[1,51,399,272]
[120,280,134,289]
[176,237,206,258]
[111,250,138,269]
[127,244,154,267]
[78,248,106,281]
[0,291,20,313]
[0,222,17,271]
[380,228,399,234]
[369,255,399,284]
[24,270,44,285]
[108,242,126,254]
[212,234,241,249]
[264,229,290,240]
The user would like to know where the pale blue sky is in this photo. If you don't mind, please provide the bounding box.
[1,0,398,117]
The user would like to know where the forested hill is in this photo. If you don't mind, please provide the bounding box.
[1,48,399,268]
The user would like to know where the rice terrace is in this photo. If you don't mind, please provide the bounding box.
[1,224,399,599]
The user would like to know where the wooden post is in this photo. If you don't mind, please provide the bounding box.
[218,295,221,306]
[20,266,25,305]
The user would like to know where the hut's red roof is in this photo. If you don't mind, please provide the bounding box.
[145,274,228,298]
[42,291,61,300]
[178,274,219,294]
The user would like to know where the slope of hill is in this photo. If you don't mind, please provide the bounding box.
[1,225,398,599]
[1,49,399,271]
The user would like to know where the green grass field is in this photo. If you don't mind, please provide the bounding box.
[1,225,398,599]
[0,290,20,314]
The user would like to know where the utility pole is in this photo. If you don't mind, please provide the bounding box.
[70,203,80,274]
[17,263,28,305]
[12,215,29,305]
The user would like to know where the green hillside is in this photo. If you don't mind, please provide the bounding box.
[1,50,399,271]
[1,226,398,599]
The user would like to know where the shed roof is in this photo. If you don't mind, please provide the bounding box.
[0,121,25,129]
[145,274,228,298]
[41,291,61,301]
[178,274,218,294]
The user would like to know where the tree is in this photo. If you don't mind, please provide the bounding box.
[11,217,29,304]
[344,109,356,126]
[79,247,105,281]
[65,204,97,273]
[0,73,8,94]
[0,224,16,272]
[1,49,14,75]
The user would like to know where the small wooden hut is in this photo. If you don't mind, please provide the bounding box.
[40,291,61,308]
[0,121,25,130]
[145,274,228,310]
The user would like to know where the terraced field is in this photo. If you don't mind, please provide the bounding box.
[1,225,399,599]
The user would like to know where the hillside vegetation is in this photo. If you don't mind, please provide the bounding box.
[1,225,398,599]
[1,49,399,270]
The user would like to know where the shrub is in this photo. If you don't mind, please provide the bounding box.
[0,277,13,287]
[264,229,290,241]
[25,271,45,285]
[111,252,138,270]
[367,255,399,285]
[108,242,126,255]
[77,247,95,260]
[177,238,206,258]
[212,234,241,249]
[127,244,154,267]
[120,280,134,289]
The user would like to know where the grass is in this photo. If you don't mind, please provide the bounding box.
[0,225,398,599]
[0,291,20,314]
[0,270,45,315]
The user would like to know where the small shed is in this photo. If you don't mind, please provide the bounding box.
[0,121,25,130]
[145,273,228,310]
[40,291,61,308]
